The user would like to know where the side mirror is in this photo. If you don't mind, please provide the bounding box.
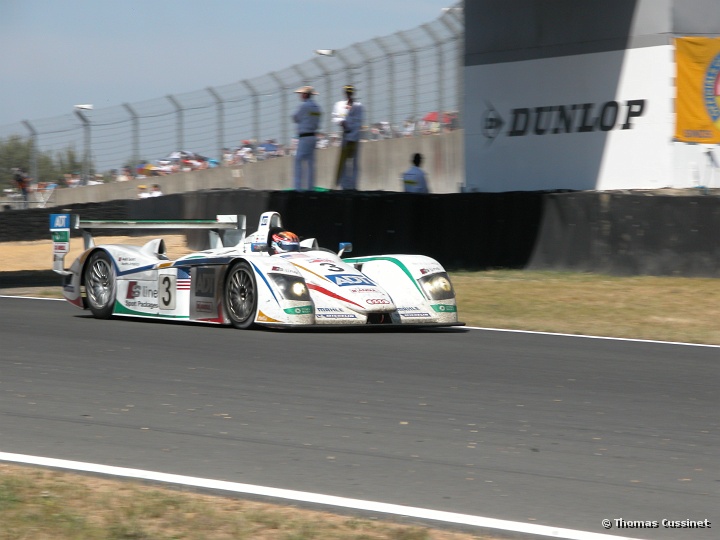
[338,242,353,257]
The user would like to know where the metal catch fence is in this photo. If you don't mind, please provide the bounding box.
[0,4,462,182]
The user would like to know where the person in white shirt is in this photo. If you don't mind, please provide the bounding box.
[332,84,364,190]
[402,153,429,193]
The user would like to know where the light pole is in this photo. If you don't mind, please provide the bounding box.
[74,104,93,184]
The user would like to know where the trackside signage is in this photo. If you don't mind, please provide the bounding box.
[483,100,646,140]
[464,46,675,191]
[50,213,71,255]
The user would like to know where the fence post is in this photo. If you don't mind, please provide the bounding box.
[166,95,184,150]
[206,87,225,160]
[270,72,288,146]
[355,43,373,128]
[122,103,139,166]
[440,9,463,128]
[374,38,394,130]
[22,120,38,184]
[312,58,333,135]
[241,80,260,145]
[422,24,444,132]
[397,31,419,131]
[74,109,91,183]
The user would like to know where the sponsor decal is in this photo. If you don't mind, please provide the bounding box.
[431,304,457,313]
[257,310,281,323]
[326,274,376,287]
[251,243,266,252]
[50,214,70,229]
[401,312,431,318]
[195,301,214,313]
[177,278,191,291]
[419,266,443,275]
[51,230,69,243]
[284,305,313,315]
[349,287,378,293]
[366,298,390,305]
[118,256,137,265]
[261,215,269,226]
[482,99,646,141]
[397,306,420,311]
[317,313,357,319]
[317,307,342,312]
[195,268,215,297]
[125,281,158,300]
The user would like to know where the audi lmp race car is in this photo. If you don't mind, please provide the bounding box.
[50,211,461,329]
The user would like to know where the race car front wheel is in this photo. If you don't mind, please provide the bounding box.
[224,261,257,329]
[84,251,116,319]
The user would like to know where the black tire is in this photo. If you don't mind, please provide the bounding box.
[84,251,116,319]
[224,261,257,329]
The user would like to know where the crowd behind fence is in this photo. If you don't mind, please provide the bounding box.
[0,4,463,189]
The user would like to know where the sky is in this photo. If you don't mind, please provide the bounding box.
[0,0,458,127]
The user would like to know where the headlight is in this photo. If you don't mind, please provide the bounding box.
[270,273,310,300]
[419,272,455,300]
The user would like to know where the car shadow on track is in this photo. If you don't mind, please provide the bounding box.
[73,314,469,334]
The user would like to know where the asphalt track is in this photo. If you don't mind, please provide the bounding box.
[0,296,717,539]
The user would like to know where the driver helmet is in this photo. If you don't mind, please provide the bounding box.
[270,230,300,254]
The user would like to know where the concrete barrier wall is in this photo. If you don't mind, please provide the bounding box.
[47,131,464,208]
[6,183,720,278]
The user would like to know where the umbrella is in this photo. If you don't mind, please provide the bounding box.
[422,111,452,124]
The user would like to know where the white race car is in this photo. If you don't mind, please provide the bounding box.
[50,211,461,329]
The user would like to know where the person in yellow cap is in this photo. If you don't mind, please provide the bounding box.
[292,85,322,191]
[332,84,364,190]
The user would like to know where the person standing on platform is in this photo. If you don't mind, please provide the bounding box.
[332,84,364,190]
[292,85,322,191]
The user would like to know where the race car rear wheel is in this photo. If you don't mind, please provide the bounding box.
[224,261,257,329]
[84,251,116,319]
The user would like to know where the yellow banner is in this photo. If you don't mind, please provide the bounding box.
[675,37,720,144]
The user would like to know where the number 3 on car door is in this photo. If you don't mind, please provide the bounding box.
[159,274,176,310]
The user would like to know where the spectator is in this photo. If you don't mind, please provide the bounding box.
[12,167,29,207]
[116,166,133,182]
[137,184,150,199]
[403,117,416,137]
[402,153,429,193]
[292,85,322,191]
[150,184,163,197]
[332,84,364,190]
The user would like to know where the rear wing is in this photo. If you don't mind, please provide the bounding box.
[50,213,246,274]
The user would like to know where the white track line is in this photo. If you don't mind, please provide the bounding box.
[0,452,643,540]
[463,326,720,348]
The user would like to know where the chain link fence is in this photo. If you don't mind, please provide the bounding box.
[0,4,462,182]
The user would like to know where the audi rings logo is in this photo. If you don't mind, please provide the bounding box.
[366,298,390,305]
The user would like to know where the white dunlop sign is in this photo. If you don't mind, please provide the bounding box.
[464,46,691,192]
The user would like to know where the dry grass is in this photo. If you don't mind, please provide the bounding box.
[0,464,487,540]
[452,270,720,345]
